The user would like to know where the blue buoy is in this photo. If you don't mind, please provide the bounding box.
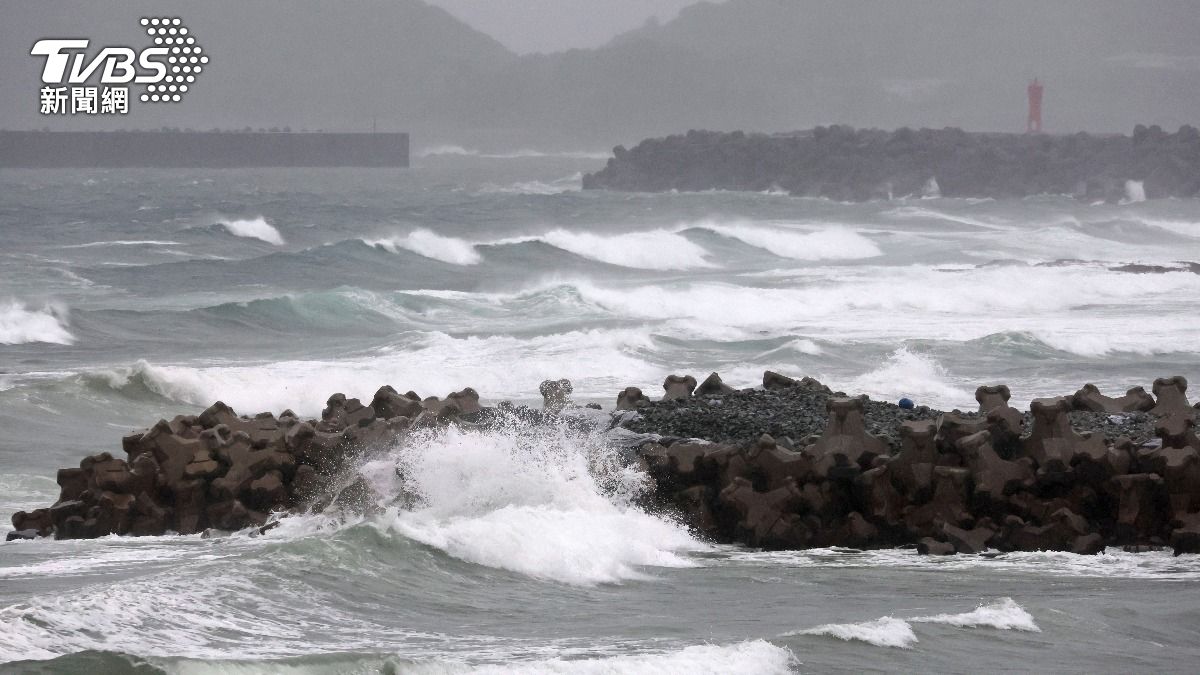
[898,398,915,409]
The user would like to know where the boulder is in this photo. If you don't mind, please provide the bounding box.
[1170,513,1200,556]
[197,401,238,429]
[11,509,52,537]
[55,468,88,502]
[942,522,995,554]
[371,385,423,420]
[446,387,482,414]
[916,537,956,555]
[320,394,376,431]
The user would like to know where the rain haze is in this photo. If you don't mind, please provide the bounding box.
[3,3,1200,674]
[3,0,1200,148]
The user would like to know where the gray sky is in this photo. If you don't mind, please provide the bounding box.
[426,0,706,53]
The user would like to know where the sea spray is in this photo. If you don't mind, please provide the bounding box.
[0,300,74,345]
[363,414,709,585]
[369,229,483,265]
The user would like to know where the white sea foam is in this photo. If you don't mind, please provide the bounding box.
[418,145,609,160]
[373,421,708,585]
[535,229,715,269]
[729,546,1200,580]
[884,206,1002,229]
[696,221,882,260]
[369,230,483,265]
[60,240,182,248]
[1123,180,1147,204]
[785,598,1038,649]
[87,328,660,415]
[788,617,917,648]
[911,597,1040,632]
[570,262,1200,356]
[479,173,582,195]
[418,144,479,157]
[217,217,285,245]
[847,349,971,407]
[421,641,796,675]
[1135,217,1200,239]
[0,300,75,345]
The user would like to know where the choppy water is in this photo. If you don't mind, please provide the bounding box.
[2,154,1200,672]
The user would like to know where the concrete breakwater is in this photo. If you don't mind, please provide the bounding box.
[0,130,409,168]
[582,125,1200,201]
[9,371,1200,558]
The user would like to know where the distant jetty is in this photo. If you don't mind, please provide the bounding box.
[583,125,1200,201]
[0,130,409,168]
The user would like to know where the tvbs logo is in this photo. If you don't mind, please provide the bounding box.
[32,17,208,114]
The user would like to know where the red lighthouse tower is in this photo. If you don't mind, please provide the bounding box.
[1027,78,1044,133]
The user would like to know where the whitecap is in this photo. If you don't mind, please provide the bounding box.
[911,597,1041,632]
[370,421,709,586]
[0,300,75,345]
[787,617,917,648]
[368,229,482,265]
[216,217,285,245]
[528,229,715,270]
[696,221,882,260]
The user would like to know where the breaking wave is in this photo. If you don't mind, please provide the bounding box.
[786,598,1039,649]
[368,230,482,265]
[216,217,285,246]
[0,300,75,345]
[910,597,1041,631]
[789,617,918,648]
[507,229,715,270]
[369,420,708,586]
[694,221,882,260]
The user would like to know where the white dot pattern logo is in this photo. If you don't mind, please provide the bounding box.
[139,17,208,104]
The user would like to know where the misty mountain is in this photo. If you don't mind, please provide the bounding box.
[0,0,516,137]
[3,0,1199,149]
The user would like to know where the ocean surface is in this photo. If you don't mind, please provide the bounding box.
[2,151,1200,673]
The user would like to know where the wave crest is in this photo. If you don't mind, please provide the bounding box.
[695,221,882,260]
[368,230,482,265]
[365,419,708,585]
[217,217,285,245]
[534,229,715,270]
[0,300,74,345]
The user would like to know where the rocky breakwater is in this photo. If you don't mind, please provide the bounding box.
[582,124,1200,201]
[621,372,1200,556]
[7,385,481,540]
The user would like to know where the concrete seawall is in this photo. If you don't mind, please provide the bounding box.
[0,131,409,168]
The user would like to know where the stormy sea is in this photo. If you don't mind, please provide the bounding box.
[2,151,1199,673]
